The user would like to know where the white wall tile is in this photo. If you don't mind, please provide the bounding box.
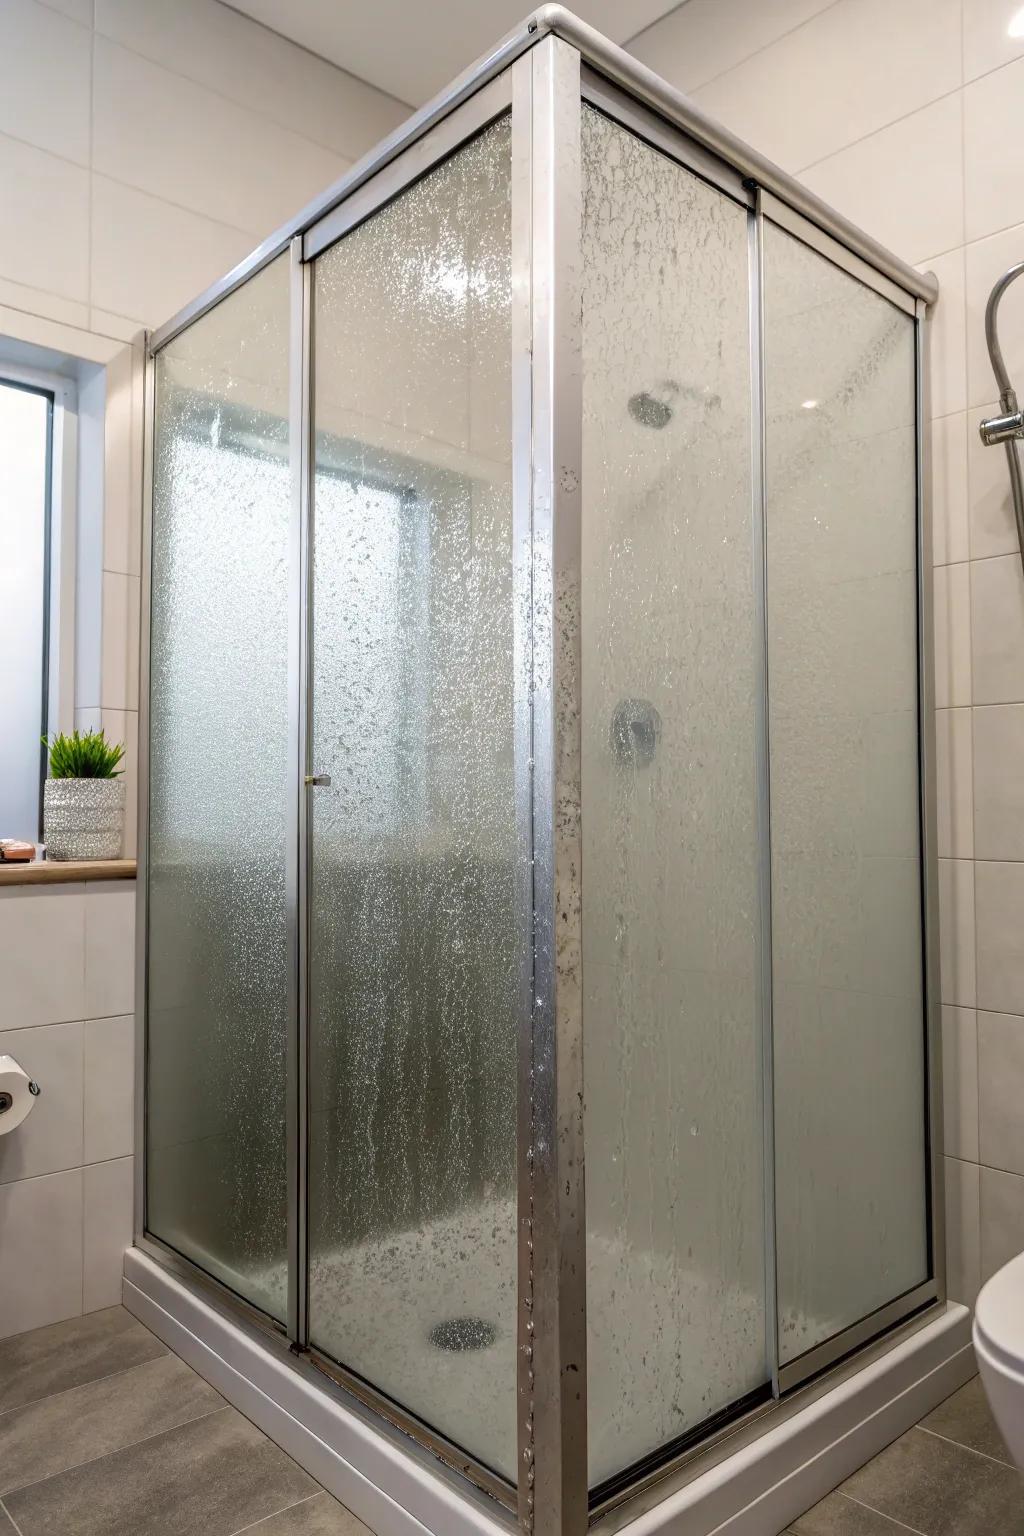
[100,570,140,713]
[0,0,91,166]
[0,134,89,304]
[974,704,1024,857]
[939,857,977,1007]
[931,412,970,565]
[981,1162,1024,1280]
[94,0,408,161]
[102,343,143,577]
[42,0,93,21]
[692,0,961,171]
[90,174,253,329]
[964,57,1024,242]
[83,1014,133,1164]
[945,1155,982,1305]
[83,1155,133,1312]
[0,1022,83,1184]
[0,274,90,333]
[92,39,348,239]
[966,222,1024,407]
[921,248,967,418]
[979,1009,1024,1173]
[969,402,1021,559]
[943,1005,980,1161]
[933,561,972,707]
[101,709,138,860]
[0,1169,83,1339]
[84,883,135,1020]
[0,887,86,1029]
[964,0,1024,80]
[976,860,1024,1013]
[936,707,974,859]
[971,553,1024,704]
[627,0,837,93]
[799,94,964,265]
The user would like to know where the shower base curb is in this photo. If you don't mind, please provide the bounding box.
[123,1248,973,1536]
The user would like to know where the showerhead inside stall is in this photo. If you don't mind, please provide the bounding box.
[127,10,968,1536]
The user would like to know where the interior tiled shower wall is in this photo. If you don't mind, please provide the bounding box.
[630,0,1024,1307]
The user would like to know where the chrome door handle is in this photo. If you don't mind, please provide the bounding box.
[304,774,331,787]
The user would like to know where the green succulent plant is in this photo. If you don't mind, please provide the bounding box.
[44,729,125,780]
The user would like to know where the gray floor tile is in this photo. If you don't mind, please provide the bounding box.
[4,1405,318,1536]
[919,1375,1014,1467]
[841,1424,1024,1536]
[238,1492,373,1534]
[0,1306,166,1413]
[790,1489,926,1533]
[0,1352,223,1495]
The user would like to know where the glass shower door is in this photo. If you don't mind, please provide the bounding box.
[763,221,929,1368]
[147,255,292,1319]
[305,118,518,1479]
[579,107,768,1487]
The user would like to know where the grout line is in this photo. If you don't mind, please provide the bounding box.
[1,1405,230,1500]
[917,1422,1016,1469]
[92,32,365,168]
[793,50,1024,183]
[0,1494,27,1536]
[213,0,411,115]
[0,1345,178,1424]
[229,1492,324,1536]
[631,0,846,98]
[836,1490,929,1536]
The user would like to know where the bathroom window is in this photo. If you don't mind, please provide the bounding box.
[0,377,53,842]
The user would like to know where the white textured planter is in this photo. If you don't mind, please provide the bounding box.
[43,778,126,861]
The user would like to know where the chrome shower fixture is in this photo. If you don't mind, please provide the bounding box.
[979,261,1024,576]
[627,377,722,429]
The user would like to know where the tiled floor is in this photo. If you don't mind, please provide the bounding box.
[785,1375,1024,1535]
[2,1309,1023,1536]
[0,1307,368,1536]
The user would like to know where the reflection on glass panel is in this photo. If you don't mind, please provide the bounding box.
[580,107,766,1487]
[307,117,516,1478]
[147,255,291,1320]
[0,382,50,843]
[764,225,927,1364]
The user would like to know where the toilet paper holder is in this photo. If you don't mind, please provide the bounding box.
[0,1078,40,1115]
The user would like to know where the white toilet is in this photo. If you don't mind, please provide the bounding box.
[974,1249,1024,1467]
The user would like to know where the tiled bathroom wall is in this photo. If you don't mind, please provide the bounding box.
[630,0,1024,1307]
[0,0,408,1339]
[0,881,134,1338]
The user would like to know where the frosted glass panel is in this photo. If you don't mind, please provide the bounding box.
[147,256,291,1319]
[581,108,766,1486]
[764,225,928,1364]
[307,118,516,1477]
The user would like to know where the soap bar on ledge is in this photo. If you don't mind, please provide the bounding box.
[0,841,36,863]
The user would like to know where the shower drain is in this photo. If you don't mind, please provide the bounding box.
[428,1316,497,1352]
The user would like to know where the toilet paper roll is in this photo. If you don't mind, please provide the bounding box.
[0,1055,39,1135]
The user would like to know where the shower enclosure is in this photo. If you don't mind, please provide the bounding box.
[132,9,948,1534]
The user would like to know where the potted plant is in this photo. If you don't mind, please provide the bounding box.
[42,729,126,861]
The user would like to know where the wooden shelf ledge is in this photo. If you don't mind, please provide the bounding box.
[0,858,137,887]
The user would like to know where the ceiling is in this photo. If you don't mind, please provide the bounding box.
[223,0,684,107]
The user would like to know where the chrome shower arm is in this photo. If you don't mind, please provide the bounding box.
[984,260,1024,410]
[979,262,1024,579]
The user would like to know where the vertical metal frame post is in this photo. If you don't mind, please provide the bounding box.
[749,192,780,1397]
[916,293,946,1301]
[134,349,156,1241]
[512,33,588,1536]
[286,236,314,1346]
